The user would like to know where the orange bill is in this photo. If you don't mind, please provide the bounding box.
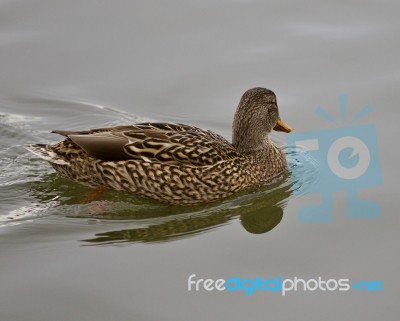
[273,118,293,133]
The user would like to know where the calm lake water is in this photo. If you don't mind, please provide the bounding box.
[0,1,399,320]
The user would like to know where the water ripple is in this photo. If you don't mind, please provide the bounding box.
[284,145,319,198]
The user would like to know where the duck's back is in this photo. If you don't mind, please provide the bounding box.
[47,122,242,167]
[122,122,241,166]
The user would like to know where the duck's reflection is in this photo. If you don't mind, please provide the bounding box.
[30,174,292,244]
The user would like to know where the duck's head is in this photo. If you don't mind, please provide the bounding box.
[232,87,293,153]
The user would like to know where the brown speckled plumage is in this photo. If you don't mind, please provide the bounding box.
[26,87,293,205]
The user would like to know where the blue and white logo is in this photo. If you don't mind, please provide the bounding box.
[286,94,382,223]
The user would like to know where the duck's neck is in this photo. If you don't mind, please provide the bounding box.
[232,128,271,154]
[231,102,273,154]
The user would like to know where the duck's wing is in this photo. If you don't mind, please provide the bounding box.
[52,123,241,166]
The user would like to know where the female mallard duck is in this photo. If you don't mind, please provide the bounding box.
[26,87,292,205]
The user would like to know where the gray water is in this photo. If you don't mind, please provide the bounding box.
[1,1,399,320]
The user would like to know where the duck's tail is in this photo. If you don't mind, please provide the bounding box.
[25,144,69,166]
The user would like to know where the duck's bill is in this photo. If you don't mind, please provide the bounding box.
[273,118,293,133]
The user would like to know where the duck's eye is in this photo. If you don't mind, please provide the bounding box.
[268,106,277,115]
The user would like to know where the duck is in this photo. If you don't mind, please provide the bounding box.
[26,87,293,205]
